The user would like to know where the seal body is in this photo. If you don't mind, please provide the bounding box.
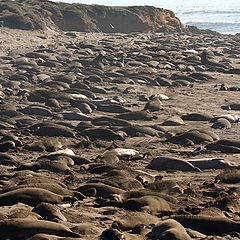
[148,219,191,240]
[0,187,65,206]
[0,219,80,238]
[147,156,201,172]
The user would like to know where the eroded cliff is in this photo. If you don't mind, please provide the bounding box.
[0,0,184,33]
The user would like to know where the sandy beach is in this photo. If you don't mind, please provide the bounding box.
[0,27,239,239]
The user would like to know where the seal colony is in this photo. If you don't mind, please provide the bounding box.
[0,22,239,240]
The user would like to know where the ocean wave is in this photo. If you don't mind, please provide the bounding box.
[176,10,240,15]
[185,21,240,34]
[186,20,240,24]
[186,21,240,25]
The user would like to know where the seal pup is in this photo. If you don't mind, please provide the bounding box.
[101,228,125,240]
[103,148,142,160]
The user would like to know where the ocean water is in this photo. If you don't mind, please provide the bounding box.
[170,1,240,35]
[54,0,240,34]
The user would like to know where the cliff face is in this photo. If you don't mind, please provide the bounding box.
[56,5,184,33]
[0,0,184,33]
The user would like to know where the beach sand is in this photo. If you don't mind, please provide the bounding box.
[0,27,239,239]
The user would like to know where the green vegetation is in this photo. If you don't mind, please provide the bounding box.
[72,4,85,10]
[57,2,69,9]
[92,5,107,15]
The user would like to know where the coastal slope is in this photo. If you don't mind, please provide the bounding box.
[0,0,184,33]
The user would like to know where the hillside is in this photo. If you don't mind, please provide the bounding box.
[0,0,184,33]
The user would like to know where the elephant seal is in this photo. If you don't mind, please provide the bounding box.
[25,138,62,152]
[181,112,212,121]
[116,110,156,121]
[169,129,215,145]
[80,128,125,141]
[0,152,17,166]
[144,98,163,112]
[103,148,141,160]
[206,142,240,153]
[0,218,80,238]
[188,158,237,169]
[173,215,240,235]
[121,125,160,137]
[210,114,239,123]
[35,125,75,137]
[215,196,240,213]
[145,180,185,194]
[147,219,191,240]
[160,116,184,126]
[17,158,71,173]
[211,118,231,129]
[201,50,228,69]
[76,183,124,198]
[111,190,178,204]
[33,203,67,222]
[0,140,15,152]
[216,139,240,148]
[61,111,92,121]
[122,196,171,214]
[101,175,143,191]
[215,169,240,183]
[206,139,240,153]
[1,182,85,200]
[91,116,130,126]
[97,103,130,113]
[101,228,125,240]
[20,106,52,117]
[221,103,240,111]
[0,187,76,206]
[147,156,201,172]
[112,212,158,233]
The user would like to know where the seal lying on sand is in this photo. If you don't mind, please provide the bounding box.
[33,202,67,222]
[215,169,240,183]
[76,183,124,198]
[206,139,240,153]
[121,196,171,214]
[147,156,201,172]
[103,148,142,160]
[167,129,218,145]
[187,158,237,169]
[172,215,240,235]
[201,50,228,69]
[0,187,77,206]
[80,128,125,141]
[147,219,191,240]
[0,218,80,238]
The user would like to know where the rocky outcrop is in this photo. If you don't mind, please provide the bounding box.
[0,0,184,33]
